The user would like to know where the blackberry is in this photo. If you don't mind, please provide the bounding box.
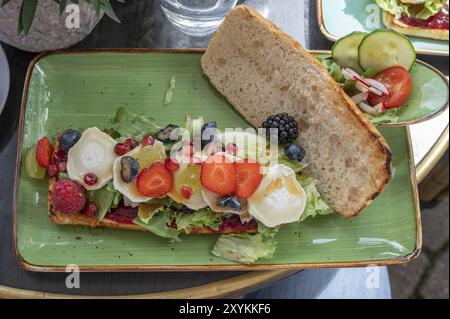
[261,113,298,144]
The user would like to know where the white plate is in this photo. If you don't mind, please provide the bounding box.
[0,43,10,115]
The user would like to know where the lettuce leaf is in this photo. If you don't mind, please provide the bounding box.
[318,57,345,83]
[257,222,280,239]
[376,0,444,19]
[133,210,180,242]
[112,107,163,139]
[298,176,334,222]
[174,208,223,233]
[416,0,445,19]
[212,234,277,264]
[367,108,400,125]
[276,154,307,174]
[90,182,122,220]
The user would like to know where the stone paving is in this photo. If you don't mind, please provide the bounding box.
[389,195,449,299]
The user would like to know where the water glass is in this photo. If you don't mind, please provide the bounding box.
[160,0,239,37]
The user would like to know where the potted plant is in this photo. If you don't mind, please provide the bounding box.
[0,0,125,52]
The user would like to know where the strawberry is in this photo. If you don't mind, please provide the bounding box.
[201,154,236,196]
[235,159,263,199]
[36,137,54,168]
[136,162,173,198]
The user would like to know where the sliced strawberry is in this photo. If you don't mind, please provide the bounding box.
[36,137,53,168]
[235,159,263,199]
[136,162,173,198]
[201,154,236,196]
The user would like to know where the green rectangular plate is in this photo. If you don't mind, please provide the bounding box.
[14,50,421,271]
[318,0,449,56]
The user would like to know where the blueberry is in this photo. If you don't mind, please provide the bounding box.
[157,124,179,142]
[59,130,81,152]
[120,156,140,183]
[201,121,217,147]
[218,196,243,211]
[285,144,306,162]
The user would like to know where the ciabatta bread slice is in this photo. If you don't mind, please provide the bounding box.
[382,11,449,41]
[201,6,392,217]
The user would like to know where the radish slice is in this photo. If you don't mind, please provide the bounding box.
[369,87,384,96]
[365,79,390,95]
[342,68,357,81]
[352,92,369,104]
[358,102,377,114]
[373,102,386,113]
[355,81,369,93]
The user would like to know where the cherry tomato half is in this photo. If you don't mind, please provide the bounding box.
[368,66,413,109]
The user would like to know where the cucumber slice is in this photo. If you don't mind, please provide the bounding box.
[332,32,367,72]
[358,29,416,73]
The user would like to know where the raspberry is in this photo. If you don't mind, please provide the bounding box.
[51,180,86,214]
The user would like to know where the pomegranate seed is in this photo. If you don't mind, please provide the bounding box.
[53,149,67,164]
[83,173,99,186]
[47,164,58,177]
[141,135,155,146]
[164,157,180,172]
[57,161,67,172]
[84,202,98,217]
[125,138,138,150]
[180,186,193,200]
[114,143,130,156]
[226,143,237,156]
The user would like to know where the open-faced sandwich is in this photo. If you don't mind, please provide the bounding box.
[376,0,449,40]
[24,6,393,264]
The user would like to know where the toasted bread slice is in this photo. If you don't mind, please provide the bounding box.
[201,6,392,217]
[49,178,258,234]
[382,11,449,41]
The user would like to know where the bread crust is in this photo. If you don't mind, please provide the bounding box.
[382,11,449,41]
[201,6,392,217]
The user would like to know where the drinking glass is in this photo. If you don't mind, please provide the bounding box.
[160,0,239,37]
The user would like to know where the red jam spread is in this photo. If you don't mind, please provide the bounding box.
[214,215,258,234]
[400,5,449,30]
[105,204,138,224]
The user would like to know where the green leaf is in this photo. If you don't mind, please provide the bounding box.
[133,210,180,242]
[297,176,334,222]
[90,182,122,220]
[367,108,400,125]
[174,208,223,234]
[112,107,163,139]
[100,0,121,23]
[91,0,101,15]
[18,0,38,35]
[212,234,277,264]
[163,76,176,106]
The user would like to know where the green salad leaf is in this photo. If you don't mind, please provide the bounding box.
[367,108,400,125]
[319,57,345,83]
[212,234,277,264]
[298,176,334,222]
[90,182,122,220]
[163,76,176,106]
[375,0,444,19]
[133,210,180,242]
[112,107,163,139]
[174,208,223,233]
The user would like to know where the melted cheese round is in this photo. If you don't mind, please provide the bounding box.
[248,164,307,227]
[67,127,118,190]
